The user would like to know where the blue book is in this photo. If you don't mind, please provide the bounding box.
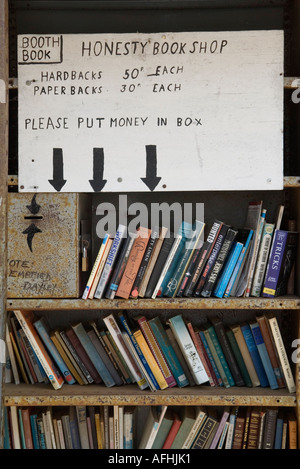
[148,316,189,388]
[34,317,76,385]
[69,407,81,449]
[3,407,11,449]
[18,408,26,449]
[199,330,223,386]
[206,324,235,387]
[224,229,253,297]
[274,412,284,449]
[71,322,116,387]
[36,417,46,449]
[30,413,40,449]
[241,323,269,387]
[118,311,160,391]
[158,221,193,296]
[213,241,243,298]
[249,322,278,389]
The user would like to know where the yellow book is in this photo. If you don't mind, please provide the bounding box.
[50,332,86,385]
[133,329,168,390]
[95,411,103,449]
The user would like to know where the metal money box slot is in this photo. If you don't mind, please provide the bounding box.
[7,193,91,298]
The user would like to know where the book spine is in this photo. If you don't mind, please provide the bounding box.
[94,224,127,299]
[250,223,274,297]
[168,315,209,385]
[268,316,296,393]
[191,416,217,449]
[262,409,278,449]
[200,228,238,298]
[152,234,183,298]
[187,322,216,387]
[82,233,110,299]
[206,325,234,387]
[262,230,288,297]
[88,238,112,299]
[199,330,223,386]
[225,329,252,387]
[33,318,75,385]
[240,323,269,387]
[138,316,176,388]
[14,310,64,390]
[105,233,135,299]
[210,409,230,449]
[249,322,279,389]
[225,231,253,297]
[148,317,189,388]
[60,330,94,384]
[245,208,266,297]
[213,242,243,298]
[176,244,203,297]
[230,325,260,387]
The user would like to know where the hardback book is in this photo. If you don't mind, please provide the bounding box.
[184,220,224,296]
[123,407,135,449]
[65,327,102,384]
[230,324,260,387]
[17,328,42,384]
[164,220,205,297]
[138,406,168,449]
[87,238,112,299]
[225,229,253,297]
[191,411,219,449]
[217,421,230,449]
[69,406,81,449]
[5,323,20,385]
[224,407,239,449]
[138,226,168,298]
[181,406,207,449]
[213,240,243,298]
[151,409,174,450]
[101,329,132,384]
[240,323,269,387]
[246,406,261,449]
[116,226,151,299]
[162,412,182,449]
[165,327,196,386]
[176,239,204,297]
[209,407,230,449]
[10,406,21,449]
[255,315,285,388]
[187,321,217,387]
[241,407,251,449]
[232,407,247,449]
[287,410,297,449]
[204,323,234,388]
[60,329,94,384]
[94,224,127,299]
[130,226,160,298]
[21,407,34,449]
[82,233,111,299]
[118,311,161,391]
[245,208,266,297]
[14,310,64,390]
[198,329,223,387]
[167,314,209,385]
[103,314,148,390]
[105,233,135,299]
[170,406,198,449]
[76,406,89,449]
[194,223,230,297]
[262,408,278,449]
[267,315,296,393]
[137,315,176,388]
[199,228,238,298]
[250,222,275,297]
[148,316,189,388]
[225,328,253,388]
[10,315,35,384]
[152,232,183,298]
[249,321,279,389]
[209,316,245,386]
[201,326,229,388]
[33,317,76,385]
[71,322,116,387]
[274,410,284,449]
[157,221,193,297]
[263,230,298,297]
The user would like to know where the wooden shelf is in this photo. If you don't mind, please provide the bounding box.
[4,383,297,408]
[7,296,300,311]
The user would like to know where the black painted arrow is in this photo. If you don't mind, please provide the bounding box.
[141,145,161,191]
[22,223,42,252]
[89,148,107,192]
[26,194,41,215]
[48,148,67,191]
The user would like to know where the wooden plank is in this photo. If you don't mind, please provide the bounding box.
[0,0,8,451]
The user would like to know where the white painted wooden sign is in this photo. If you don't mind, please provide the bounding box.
[17,30,284,192]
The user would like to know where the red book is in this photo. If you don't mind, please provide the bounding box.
[162,412,181,449]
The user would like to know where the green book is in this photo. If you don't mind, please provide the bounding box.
[226,329,252,387]
[171,407,197,449]
[151,409,174,449]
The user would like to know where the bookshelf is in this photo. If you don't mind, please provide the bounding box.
[1,0,300,450]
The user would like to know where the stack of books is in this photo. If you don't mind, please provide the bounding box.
[4,404,297,450]
[7,310,296,395]
[82,202,298,301]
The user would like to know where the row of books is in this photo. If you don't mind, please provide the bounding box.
[4,404,297,450]
[7,309,296,394]
[82,202,298,301]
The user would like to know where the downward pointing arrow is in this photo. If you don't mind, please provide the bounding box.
[89,148,107,192]
[141,145,161,191]
[48,148,67,191]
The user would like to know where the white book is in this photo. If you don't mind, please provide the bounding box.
[76,405,90,449]
[151,234,182,298]
[10,406,21,449]
[113,405,119,449]
[168,314,209,385]
[82,233,110,299]
[118,406,124,449]
[268,316,296,393]
[88,238,112,299]
[94,224,127,299]
[103,314,148,390]
[57,419,66,449]
[250,222,274,297]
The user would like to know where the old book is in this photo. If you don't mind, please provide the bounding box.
[170,406,198,449]
[250,222,275,297]
[287,410,297,449]
[116,226,151,299]
[262,408,278,449]
[138,226,168,298]
[162,412,182,449]
[245,207,266,296]
[224,407,239,449]
[184,219,224,297]
[226,230,253,297]
[187,321,217,387]
[166,327,196,386]
[204,323,234,388]
[151,409,174,449]
[246,407,261,449]
[263,230,298,297]
[232,407,247,449]
[94,224,127,299]
[181,406,207,449]
[87,238,112,299]
[198,329,223,387]
[225,328,252,387]
[99,329,130,384]
[76,406,89,449]
[105,232,135,299]
[191,411,219,449]
[240,323,269,387]
[82,233,111,299]
[14,310,64,390]
[167,314,209,385]
[137,315,176,388]
[213,239,244,298]
[60,329,94,384]
[209,407,230,449]
[138,406,168,449]
[230,324,260,387]
[268,315,296,393]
